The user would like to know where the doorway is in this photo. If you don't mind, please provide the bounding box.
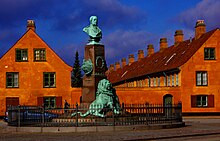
[163,94,173,117]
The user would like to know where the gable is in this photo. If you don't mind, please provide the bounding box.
[0,29,72,71]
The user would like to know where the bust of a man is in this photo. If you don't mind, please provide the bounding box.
[83,16,102,44]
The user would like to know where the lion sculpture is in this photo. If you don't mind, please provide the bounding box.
[71,79,120,117]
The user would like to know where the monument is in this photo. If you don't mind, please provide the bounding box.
[81,16,108,105]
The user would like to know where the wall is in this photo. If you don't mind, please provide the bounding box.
[180,30,220,113]
[0,30,73,116]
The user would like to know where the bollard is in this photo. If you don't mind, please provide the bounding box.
[76,103,78,127]
[18,105,21,127]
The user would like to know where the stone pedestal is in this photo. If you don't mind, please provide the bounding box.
[82,44,107,105]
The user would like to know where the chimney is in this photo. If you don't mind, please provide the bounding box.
[159,38,168,52]
[128,54,135,65]
[138,50,144,61]
[115,62,120,70]
[121,58,127,68]
[174,30,184,46]
[147,44,154,56]
[27,20,36,31]
[109,64,115,71]
[195,20,206,39]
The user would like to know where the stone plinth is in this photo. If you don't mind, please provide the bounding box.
[82,44,107,104]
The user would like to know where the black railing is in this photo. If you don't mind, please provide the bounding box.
[7,102,182,127]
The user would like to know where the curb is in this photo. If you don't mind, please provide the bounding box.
[124,132,220,141]
[5,122,185,133]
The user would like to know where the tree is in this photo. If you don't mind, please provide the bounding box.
[71,51,82,87]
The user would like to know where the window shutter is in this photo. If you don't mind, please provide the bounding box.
[191,95,197,107]
[208,95,214,107]
[56,96,62,108]
[37,97,44,107]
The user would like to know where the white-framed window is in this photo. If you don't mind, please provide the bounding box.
[143,79,146,87]
[43,72,56,88]
[158,77,160,86]
[34,49,46,61]
[204,48,215,60]
[164,76,167,86]
[16,49,28,62]
[167,76,170,86]
[196,71,208,86]
[153,77,156,86]
[151,78,154,87]
[44,97,56,109]
[6,72,19,88]
[176,74,179,86]
[148,77,151,87]
[197,96,208,107]
[191,95,214,108]
[172,74,174,86]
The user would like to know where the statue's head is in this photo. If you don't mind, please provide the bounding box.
[90,16,98,26]
[98,79,112,92]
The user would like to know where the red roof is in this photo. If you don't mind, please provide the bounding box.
[107,29,218,84]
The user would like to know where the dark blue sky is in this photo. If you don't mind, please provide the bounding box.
[0,0,220,67]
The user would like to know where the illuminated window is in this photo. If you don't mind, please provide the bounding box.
[34,49,46,61]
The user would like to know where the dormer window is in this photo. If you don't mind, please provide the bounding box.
[204,48,215,60]
[34,49,46,61]
[16,49,28,62]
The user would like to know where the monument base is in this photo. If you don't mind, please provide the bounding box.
[81,44,107,104]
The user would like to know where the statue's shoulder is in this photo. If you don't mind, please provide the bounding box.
[83,26,90,32]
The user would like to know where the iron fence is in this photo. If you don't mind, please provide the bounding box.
[7,102,182,127]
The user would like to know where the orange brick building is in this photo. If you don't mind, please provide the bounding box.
[0,20,81,116]
[107,20,220,115]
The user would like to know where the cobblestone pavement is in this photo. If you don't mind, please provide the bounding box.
[0,117,220,141]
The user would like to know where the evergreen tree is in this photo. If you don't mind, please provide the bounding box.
[71,51,82,87]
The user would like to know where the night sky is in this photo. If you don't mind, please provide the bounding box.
[0,0,220,67]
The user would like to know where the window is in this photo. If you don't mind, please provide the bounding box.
[176,74,179,86]
[16,49,28,61]
[43,72,56,88]
[150,78,154,87]
[172,74,174,86]
[6,72,19,88]
[38,96,62,108]
[164,76,167,86]
[153,77,156,86]
[197,96,207,107]
[158,77,160,86]
[44,97,56,109]
[148,77,151,87]
[196,71,208,86]
[6,73,19,88]
[167,76,170,86]
[204,48,215,60]
[191,95,214,108]
[34,49,46,61]
[143,79,146,87]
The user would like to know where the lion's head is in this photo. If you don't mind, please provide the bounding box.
[96,79,113,96]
